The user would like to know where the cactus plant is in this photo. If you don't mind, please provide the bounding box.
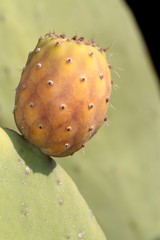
[0,0,160,240]
[0,127,106,240]
[13,33,112,157]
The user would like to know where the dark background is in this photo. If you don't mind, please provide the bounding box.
[125,0,159,83]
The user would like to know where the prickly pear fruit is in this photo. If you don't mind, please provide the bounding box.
[0,127,107,239]
[14,33,112,157]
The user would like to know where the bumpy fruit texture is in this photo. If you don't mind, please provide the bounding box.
[14,33,112,157]
[0,127,107,240]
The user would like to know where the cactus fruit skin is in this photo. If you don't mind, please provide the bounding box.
[0,127,107,240]
[14,33,112,157]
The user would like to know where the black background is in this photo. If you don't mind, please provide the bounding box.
[125,0,159,84]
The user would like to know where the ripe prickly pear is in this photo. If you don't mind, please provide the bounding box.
[14,33,112,157]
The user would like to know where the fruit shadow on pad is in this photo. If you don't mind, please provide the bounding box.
[3,128,56,176]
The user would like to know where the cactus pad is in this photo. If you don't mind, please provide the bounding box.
[0,127,106,240]
[14,33,112,157]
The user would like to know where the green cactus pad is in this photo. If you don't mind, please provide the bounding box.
[0,127,106,240]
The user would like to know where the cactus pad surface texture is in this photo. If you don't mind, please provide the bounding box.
[0,127,106,240]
